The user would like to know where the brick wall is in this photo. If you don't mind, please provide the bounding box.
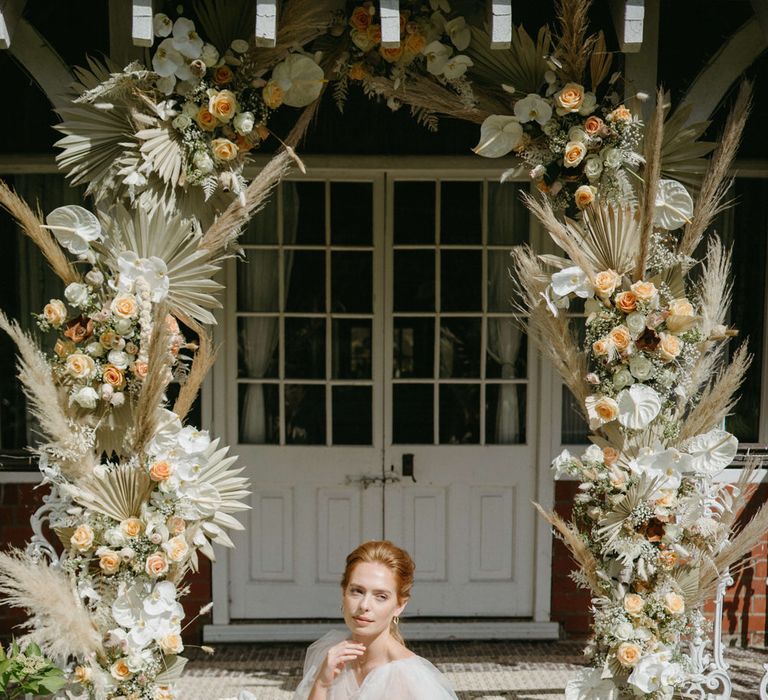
[551,480,768,645]
[0,482,212,645]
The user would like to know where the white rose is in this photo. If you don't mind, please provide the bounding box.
[114,318,133,335]
[193,151,214,174]
[182,101,199,117]
[172,114,192,130]
[201,43,220,66]
[583,155,603,181]
[578,92,597,115]
[108,349,130,369]
[72,386,99,409]
[84,269,104,286]
[583,444,603,463]
[603,147,623,169]
[85,342,105,357]
[629,355,654,381]
[567,126,588,143]
[233,111,255,135]
[613,367,635,389]
[65,283,90,307]
[100,383,114,400]
[626,312,647,338]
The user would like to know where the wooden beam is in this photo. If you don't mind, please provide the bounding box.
[254,0,277,48]
[380,0,400,49]
[0,0,27,50]
[489,0,512,50]
[132,0,153,47]
[610,0,644,53]
[751,0,768,42]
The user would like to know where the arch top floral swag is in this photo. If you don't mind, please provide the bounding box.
[0,1,766,700]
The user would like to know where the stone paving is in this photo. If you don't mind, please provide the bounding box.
[177,639,768,699]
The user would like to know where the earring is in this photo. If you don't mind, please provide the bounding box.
[393,616,400,625]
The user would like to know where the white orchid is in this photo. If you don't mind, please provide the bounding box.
[116,251,170,302]
[514,94,553,125]
[540,284,570,316]
[551,266,593,298]
[445,17,471,50]
[152,38,186,78]
[442,54,473,79]
[627,650,682,695]
[473,115,523,158]
[177,426,212,454]
[422,41,453,76]
[171,17,204,59]
[152,13,172,38]
[631,448,692,491]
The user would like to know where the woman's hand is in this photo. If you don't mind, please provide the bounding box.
[314,640,366,689]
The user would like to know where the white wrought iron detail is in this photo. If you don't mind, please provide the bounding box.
[25,484,68,567]
[680,570,734,700]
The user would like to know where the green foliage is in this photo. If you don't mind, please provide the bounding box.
[0,639,67,699]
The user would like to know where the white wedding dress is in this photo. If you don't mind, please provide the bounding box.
[292,630,458,699]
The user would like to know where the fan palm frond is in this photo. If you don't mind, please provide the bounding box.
[597,474,664,546]
[71,463,154,522]
[580,204,641,275]
[136,126,185,189]
[660,103,715,189]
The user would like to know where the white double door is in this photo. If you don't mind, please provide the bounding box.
[224,168,539,620]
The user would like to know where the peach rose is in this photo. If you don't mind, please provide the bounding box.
[235,134,253,153]
[149,459,172,482]
[366,23,382,43]
[380,45,403,63]
[592,338,613,357]
[349,6,372,31]
[102,364,125,390]
[659,548,678,568]
[262,80,284,109]
[584,115,604,134]
[615,291,637,313]
[630,280,657,302]
[609,325,632,352]
[211,138,238,162]
[145,552,169,578]
[167,516,186,535]
[664,591,685,615]
[616,642,641,667]
[133,361,149,379]
[64,316,94,344]
[195,107,217,131]
[212,65,234,85]
[623,592,645,616]
[43,299,67,327]
[74,665,92,684]
[111,293,138,319]
[594,269,620,298]
[208,90,238,123]
[603,446,620,465]
[658,332,681,362]
[120,517,143,538]
[163,534,189,563]
[593,397,619,423]
[110,658,132,681]
[668,298,694,317]
[563,141,587,168]
[555,82,585,114]
[348,62,367,81]
[159,633,184,655]
[405,32,426,55]
[574,185,596,209]
[607,105,632,122]
[99,550,121,574]
[66,353,96,380]
[54,339,75,358]
[70,524,94,552]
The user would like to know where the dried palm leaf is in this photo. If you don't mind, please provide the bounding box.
[0,549,104,662]
[193,0,253,52]
[589,31,612,92]
[637,90,666,279]
[136,125,185,189]
[660,102,715,189]
[71,463,154,522]
[172,314,217,424]
[466,24,552,97]
[533,503,602,595]
[717,457,761,536]
[597,473,664,546]
[581,203,641,275]
[0,180,80,285]
[553,0,594,84]
[679,81,752,258]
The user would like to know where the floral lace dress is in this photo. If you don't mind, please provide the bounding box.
[292,630,458,700]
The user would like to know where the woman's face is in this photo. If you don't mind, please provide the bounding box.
[342,562,406,639]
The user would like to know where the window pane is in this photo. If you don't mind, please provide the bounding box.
[237,318,278,378]
[285,317,325,379]
[393,385,433,443]
[440,318,481,378]
[441,181,481,244]
[394,181,435,244]
[285,385,325,444]
[393,317,434,378]
[441,250,481,311]
[333,319,371,379]
[332,251,372,313]
[486,384,526,444]
[292,181,325,245]
[237,250,279,312]
[486,319,527,379]
[439,384,479,444]
[488,182,529,245]
[561,387,589,444]
[331,182,372,245]
[285,250,325,312]
[394,250,435,311]
[240,190,279,244]
[238,383,279,444]
[487,250,521,312]
[333,386,372,445]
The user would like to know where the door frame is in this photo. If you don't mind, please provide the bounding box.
[204,155,557,640]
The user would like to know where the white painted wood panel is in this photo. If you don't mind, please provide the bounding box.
[250,488,293,580]
[380,0,401,48]
[490,0,513,50]
[470,487,514,580]
[131,0,153,47]
[401,488,447,580]
[254,0,277,48]
[610,0,645,53]
[317,489,362,582]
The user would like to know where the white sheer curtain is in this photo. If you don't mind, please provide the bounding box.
[238,185,298,443]
[487,184,524,444]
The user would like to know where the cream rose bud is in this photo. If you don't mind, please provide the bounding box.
[658,333,681,362]
[172,114,192,130]
[145,552,170,578]
[66,353,96,379]
[623,592,645,616]
[193,151,215,174]
[72,386,99,409]
[43,299,67,327]
[626,312,647,338]
[664,592,685,615]
[160,633,184,655]
[630,280,657,302]
[86,341,105,357]
[98,549,121,574]
[593,269,620,298]
[668,298,694,317]
[574,185,595,209]
[119,546,135,561]
[110,658,133,681]
[602,147,623,169]
[563,141,587,168]
[583,155,603,181]
[233,110,255,135]
[613,367,635,389]
[616,642,641,667]
[71,523,94,552]
[163,534,190,562]
[629,355,654,381]
[65,282,90,307]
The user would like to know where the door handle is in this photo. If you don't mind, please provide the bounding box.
[345,473,401,490]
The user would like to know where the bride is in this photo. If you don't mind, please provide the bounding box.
[293,540,458,699]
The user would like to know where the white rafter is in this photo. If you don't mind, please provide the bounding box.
[0,0,27,50]
[254,0,277,47]
[132,0,153,47]
[610,0,644,53]
[489,0,512,50]
[380,0,400,48]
